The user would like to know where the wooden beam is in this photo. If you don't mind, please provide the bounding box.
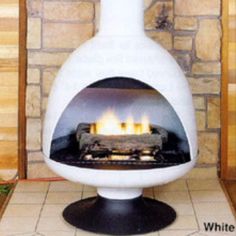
[18,0,27,179]
[221,0,229,179]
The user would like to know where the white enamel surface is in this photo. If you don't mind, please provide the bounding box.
[99,0,144,36]
[97,188,142,200]
[43,0,198,194]
[45,158,196,188]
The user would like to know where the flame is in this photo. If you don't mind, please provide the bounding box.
[96,110,122,135]
[141,115,150,134]
[91,109,151,135]
[126,116,135,134]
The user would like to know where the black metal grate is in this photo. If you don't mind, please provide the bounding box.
[50,146,190,170]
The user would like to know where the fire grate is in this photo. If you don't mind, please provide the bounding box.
[50,133,190,170]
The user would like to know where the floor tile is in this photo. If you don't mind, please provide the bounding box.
[76,229,104,235]
[49,181,83,192]
[163,215,198,230]
[159,230,197,236]
[190,190,227,202]
[187,179,222,191]
[158,180,188,192]
[191,231,236,236]
[2,204,42,217]
[75,229,158,236]
[133,232,159,236]
[143,188,154,198]
[45,192,82,204]
[41,204,67,217]
[82,191,97,199]
[83,185,96,192]
[156,191,191,204]
[193,202,233,216]
[9,192,46,204]
[37,216,75,232]
[15,181,49,193]
[0,217,38,232]
[38,231,75,236]
[1,233,41,236]
[168,203,195,216]
[153,186,159,193]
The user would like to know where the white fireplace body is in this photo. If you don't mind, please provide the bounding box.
[43,0,197,199]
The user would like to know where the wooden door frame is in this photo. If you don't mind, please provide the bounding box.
[18,0,27,179]
[221,0,230,180]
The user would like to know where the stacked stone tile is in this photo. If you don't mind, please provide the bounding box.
[26,0,222,178]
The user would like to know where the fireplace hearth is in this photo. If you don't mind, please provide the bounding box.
[43,0,198,235]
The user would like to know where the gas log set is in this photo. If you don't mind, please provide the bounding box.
[78,122,168,161]
[43,0,198,235]
[51,110,190,170]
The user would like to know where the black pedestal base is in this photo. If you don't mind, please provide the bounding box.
[63,196,176,235]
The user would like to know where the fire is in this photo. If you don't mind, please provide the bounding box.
[90,109,151,135]
[141,115,150,134]
[95,110,122,135]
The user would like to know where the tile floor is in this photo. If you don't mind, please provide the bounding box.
[0,179,235,236]
[224,181,236,210]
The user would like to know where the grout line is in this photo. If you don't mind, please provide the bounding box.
[152,186,155,199]
[81,185,85,199]
[187,230,200,236]
[37,232,45,236]
[186,180,201,234]
[34,181,51,232]
[154,185,158,199]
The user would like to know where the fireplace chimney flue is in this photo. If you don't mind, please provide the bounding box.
[99,0,145,36]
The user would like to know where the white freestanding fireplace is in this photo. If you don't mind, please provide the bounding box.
[43,0,198,234]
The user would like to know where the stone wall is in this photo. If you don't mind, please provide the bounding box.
[26,0,221,178]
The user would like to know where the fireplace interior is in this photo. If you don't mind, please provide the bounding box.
[50,78,191,170]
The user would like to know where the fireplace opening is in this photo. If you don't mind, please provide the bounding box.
[49,77,191,170]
